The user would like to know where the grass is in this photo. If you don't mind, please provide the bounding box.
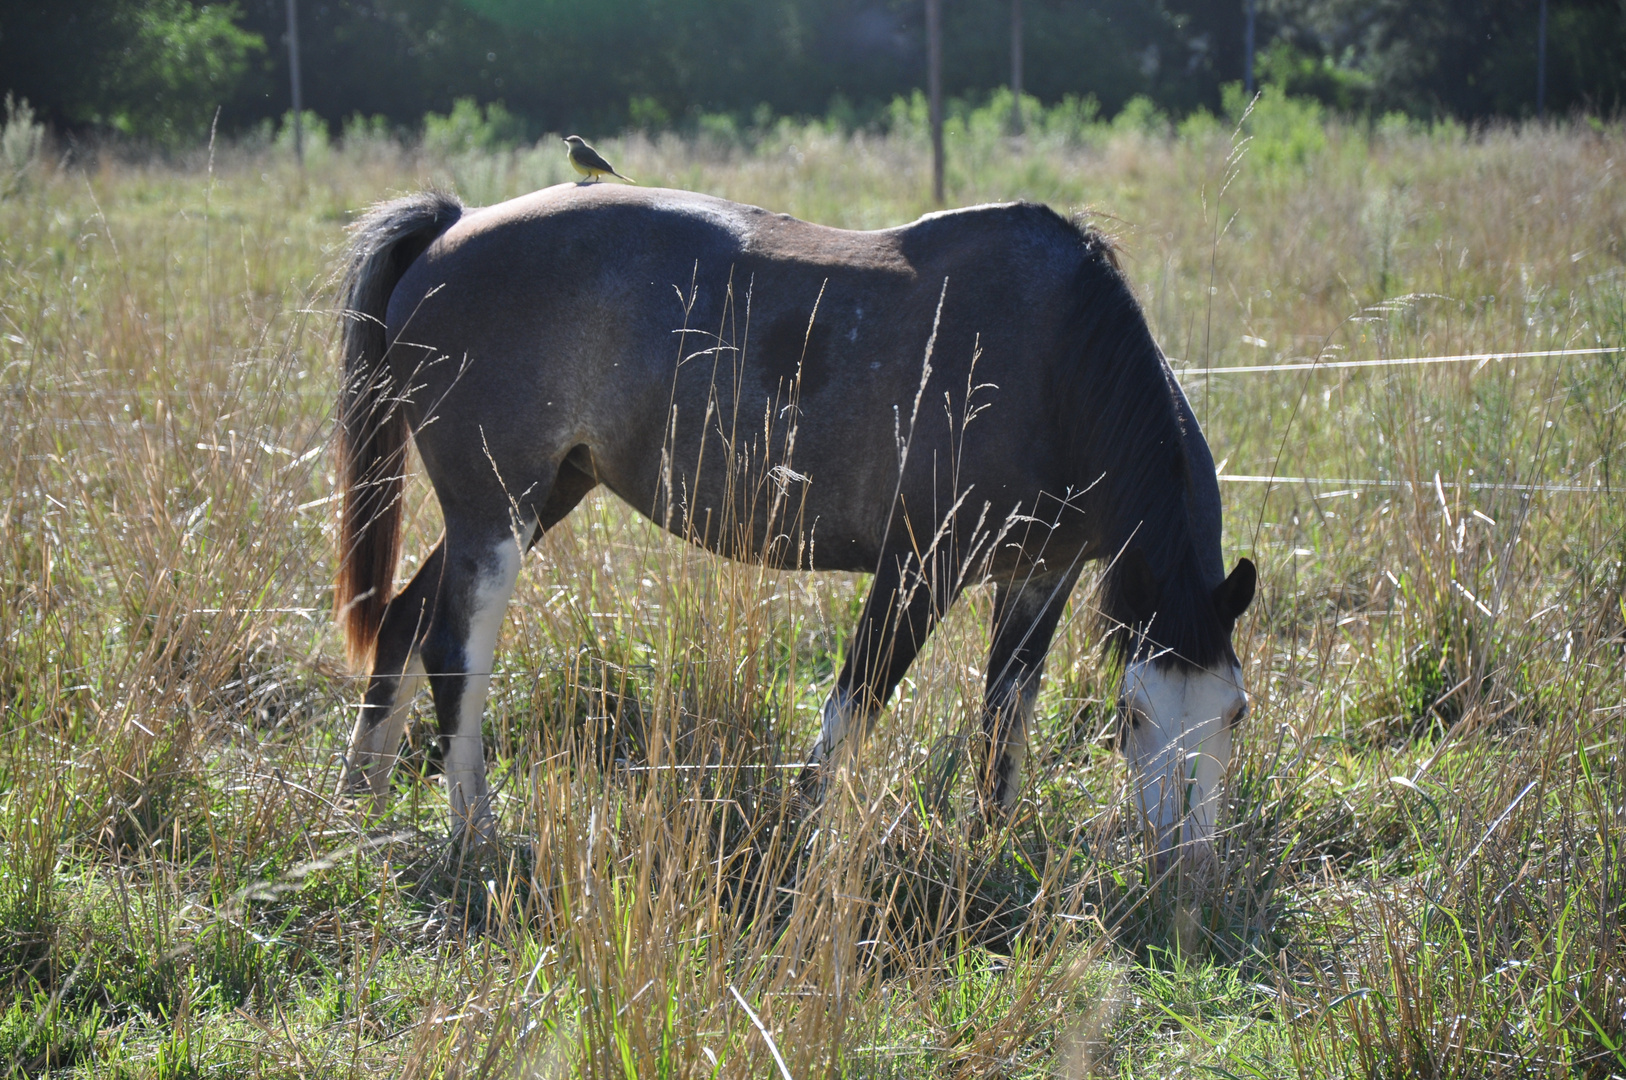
[0,105,1623,1078]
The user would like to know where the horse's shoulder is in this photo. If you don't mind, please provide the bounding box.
[884,203,1104,281]
[903,201,1101,255]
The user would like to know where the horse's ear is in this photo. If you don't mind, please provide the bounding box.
[1214,557,1256,622]
[1118,547,1160,623]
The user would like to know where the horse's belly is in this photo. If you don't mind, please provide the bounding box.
[625,467,885,574]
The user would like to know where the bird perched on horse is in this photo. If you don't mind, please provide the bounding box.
[563,136,635,184]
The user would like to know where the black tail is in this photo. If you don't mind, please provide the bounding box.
[334,190,462,670]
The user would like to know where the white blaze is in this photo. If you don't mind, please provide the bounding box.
[1119,658,1246,855]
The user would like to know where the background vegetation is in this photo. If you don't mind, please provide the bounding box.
[2,0,1625,146]
[0,95,1623,1076]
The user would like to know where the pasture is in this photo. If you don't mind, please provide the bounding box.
[2,101,1624,1077]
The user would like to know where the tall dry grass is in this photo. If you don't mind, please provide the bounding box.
[0,111,1622,1077]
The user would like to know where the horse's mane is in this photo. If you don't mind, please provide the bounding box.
[1052,217,1233,672]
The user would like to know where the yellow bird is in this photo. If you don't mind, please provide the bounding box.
[563,135,636,184]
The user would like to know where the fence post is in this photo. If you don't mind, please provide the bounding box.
[1243,0,1256,97]
[926,0,944,205]
[1536,0,1548,120]
[286,0,304,166]
[1010,0,1024,134]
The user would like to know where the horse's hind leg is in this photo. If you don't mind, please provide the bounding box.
[420,516,535,842]
[340,542,446,808]
[978,566,1080,819]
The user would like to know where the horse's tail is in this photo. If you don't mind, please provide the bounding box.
[335,190,463,670]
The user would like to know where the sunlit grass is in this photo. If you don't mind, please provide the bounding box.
[1,112,1623,1077]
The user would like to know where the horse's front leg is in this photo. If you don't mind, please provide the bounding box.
[978,566,1079,820]
[803,548,957,787]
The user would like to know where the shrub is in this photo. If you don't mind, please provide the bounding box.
[273,109,329,162]
[422,98,526,156]
[340,112,395,154]
[1223,81,1328,169]
[1,95,45,197]
[627,95,672,132]
[1111,94,1170,138]
[102,0,263,145]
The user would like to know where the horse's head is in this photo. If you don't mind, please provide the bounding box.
[1114,554,1256,864]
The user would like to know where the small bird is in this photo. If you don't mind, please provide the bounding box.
[563,135,635,184]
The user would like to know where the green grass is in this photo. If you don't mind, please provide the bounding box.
[1,107,1623,1077]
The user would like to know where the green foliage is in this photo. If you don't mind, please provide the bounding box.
[102,1,264,144]
[1,0,1624,151]
[0,990,104,1074]
[627,95,671,132]
[885,89,933,143]
[1111,94,1171,138]
[1257,40,1376,113]
[0,96,44,198]
[954,87,1106,145]
[422,97,526,155]
[341,113,390,144]
[695,111,741,148]
[148,1027,206,1080]
[340,113,397,158]
[1394,642,1458,737]
[1224,82,1329,170]
[1176,106,1226,142]
[1272,0,1626,118]
[1033,94,1104,142]
[875,88,1109,150]
[0,779,61,995]
[270,110,330,162]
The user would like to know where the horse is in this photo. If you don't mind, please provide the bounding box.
[332,183,1255,856]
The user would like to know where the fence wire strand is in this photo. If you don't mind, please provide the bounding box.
[1173,343,1623,376]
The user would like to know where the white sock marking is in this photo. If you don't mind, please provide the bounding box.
[444,526,531,840]
[811,685,863,766]
[345,654,425,801]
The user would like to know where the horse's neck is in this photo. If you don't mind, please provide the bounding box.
[1113,483,1191,563]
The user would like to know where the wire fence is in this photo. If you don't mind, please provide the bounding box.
[1171,343,1626,496]
[22,343,1626,515]
[1217,474,1621,496]
[1172,343,1624,376]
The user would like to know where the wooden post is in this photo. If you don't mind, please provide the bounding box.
[926,0,944,204]
[286,0,304,166]
[1536,0,1548,120]
[1243,0,1256,96]
[1010,0,1024,134]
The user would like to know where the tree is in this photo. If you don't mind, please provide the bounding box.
[0,0,263,143]
[1261,0,1626,118]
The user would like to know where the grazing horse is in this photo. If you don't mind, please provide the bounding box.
[333,184,1255,853]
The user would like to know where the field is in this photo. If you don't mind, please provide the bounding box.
[2,99,1625,1077]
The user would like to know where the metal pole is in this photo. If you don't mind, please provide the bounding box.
[926,0,943,204]
[1010,0,1024,134]
[286,0,304,165]
[1243,0,1256,96]
[1536,0,1548,120]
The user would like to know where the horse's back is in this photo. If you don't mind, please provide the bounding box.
[389,185,1088,323]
